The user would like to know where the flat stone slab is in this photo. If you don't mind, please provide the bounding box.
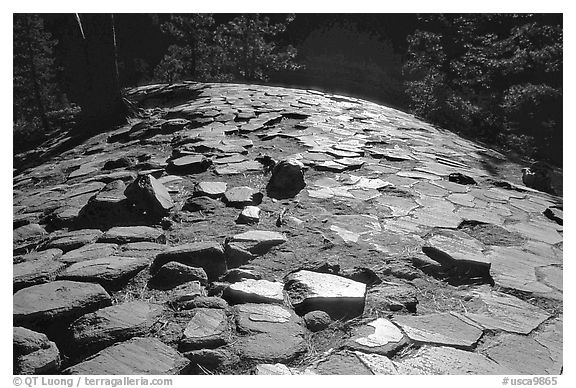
[365,282,418,312]
[153,242,226,279]
[455,207,505,226]
[394,345,513,375]
[13,257,67,291]
[234,304,303,334]
[70,301,164,356]
[224,279,285,304]
[305,350,374,375]
[223,186,263,208]
[119,241,167,258]
[410,207,463,229]
[168,154,211,173]
[14,248,62,265]
[235,331,307,363]
[505,220,563,245]
[393,312,483,349]
[99,226,165,244]
[46,229,103,252]
[64,337,189,374]
[483,333,561,375]
[14,327,61,374]
[284,270,366,318]
[193,181,227,198]
[423,233,490,274]
[488,246,562,299]
[57,256,149,290]
[14,223,48,252]
[463,290,551,334]
[60,243,118,263]
[180,308,230,351]
[347,318,407,355]
[14,280,112,332]
[225,231,286,265]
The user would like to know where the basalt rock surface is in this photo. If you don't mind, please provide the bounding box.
[13,82,562,375]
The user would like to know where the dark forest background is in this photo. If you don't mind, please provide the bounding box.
[13,13,563,166]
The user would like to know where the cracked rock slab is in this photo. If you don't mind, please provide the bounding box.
[394,345,514,375]
[14,280,112,333]
[69,301,164,357]
[234,303,303,334]
[392,312,483,349]
[488,246,562,300]
[423,233,490,275]
[180,308,230,351]
[57,256,149,291]
[45,229,103,252]
[64,337,189,374]
[13,258,67,291]
[284,270,366,318]
[463,290,551,334]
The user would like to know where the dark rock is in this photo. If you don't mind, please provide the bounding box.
[303,310,332,332]
[176,296,228,310]
[69,301,164,358]
[103,157,133,170]
[168,154,212,174]
[221,268,262,283]
[13,327,61,374]
[184,348,237,370]
[182,196,223,214]
[544,206,563,225]
[266,159,306,199]
[63,337,190,374]
[57,256,149,291]
[124,174,174,217]
[339,267,381,286]
[448,173,477,185]
[153,242,227,280]
[151,262,208,288]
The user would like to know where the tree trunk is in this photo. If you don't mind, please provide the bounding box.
[75,13,127,132]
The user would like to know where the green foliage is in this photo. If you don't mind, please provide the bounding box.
[14,14,74,153]
[404,14,562,164]
[293,21,406,106]
[13,14,59,127]
[154,14,300,83]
